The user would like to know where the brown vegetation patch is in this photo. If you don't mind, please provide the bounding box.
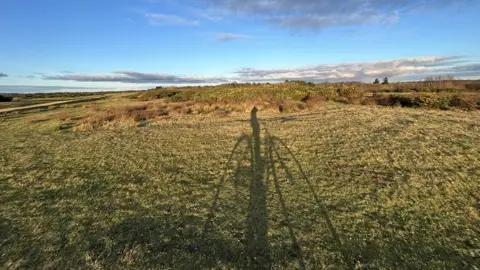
[74,105,170,131]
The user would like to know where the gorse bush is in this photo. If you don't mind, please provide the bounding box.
[373,93,480,110]
[448,95,480,111]
[465,82,480,91]
[417,94,451,110]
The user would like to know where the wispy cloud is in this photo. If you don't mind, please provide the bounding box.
[216,33,249,42]
[189,7,223,21]
[452,63,480,72]
[144,13,199,26]
[0,73,8,78]
[44,70,228,84]
[200,0,466,30]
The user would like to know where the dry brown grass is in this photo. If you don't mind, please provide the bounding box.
[74,105,170,131]
[24,115,49,124]
[54,112,73,121]
[71,84,480,132]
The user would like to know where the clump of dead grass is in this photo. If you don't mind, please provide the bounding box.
[74,105,169,131]
[24,115,50,124]
[54,112,73,121]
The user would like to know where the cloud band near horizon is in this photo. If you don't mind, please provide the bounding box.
[44,71,229,84]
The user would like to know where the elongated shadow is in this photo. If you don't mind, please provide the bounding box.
[203,108,270,269]
[246,107,270,268]
[204,107,352,269]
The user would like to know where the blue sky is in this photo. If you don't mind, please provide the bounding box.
[1,0,479,92]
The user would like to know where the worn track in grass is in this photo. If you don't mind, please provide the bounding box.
[0,97,105,114]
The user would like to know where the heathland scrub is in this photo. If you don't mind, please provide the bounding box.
[1,100,479,269]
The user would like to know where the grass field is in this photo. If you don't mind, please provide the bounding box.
[1,93,480,269]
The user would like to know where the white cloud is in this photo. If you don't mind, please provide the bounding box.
[189,7,223,21]
[144,13,199,26]
[233,56,474,82]
[216,33,249,41]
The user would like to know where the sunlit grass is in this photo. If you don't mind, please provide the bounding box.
[1,97,479,269]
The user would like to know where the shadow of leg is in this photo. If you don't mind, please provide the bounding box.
[266,136,307,270]
[203,134,250,236]
[272,137,354,269]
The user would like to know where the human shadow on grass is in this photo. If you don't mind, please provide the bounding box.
[202,107,352,269]
[84,107,351,269]
[3,108,478,269]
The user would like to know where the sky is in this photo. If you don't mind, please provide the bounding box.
[1,0,479,92]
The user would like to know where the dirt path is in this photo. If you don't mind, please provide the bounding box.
[0,97,105,114]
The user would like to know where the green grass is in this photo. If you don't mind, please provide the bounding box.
[1,99,480,269]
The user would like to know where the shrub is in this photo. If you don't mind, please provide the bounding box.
[375,94,418,107]
[0,95,13,102]
[413,94,450,110]
[449,95,478,111]
[465,82,480,91]
[396,95,418,107]
[137,89,182,101]
[309,86,338,100]
[336,86,364,100]
[373,93,480,110]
